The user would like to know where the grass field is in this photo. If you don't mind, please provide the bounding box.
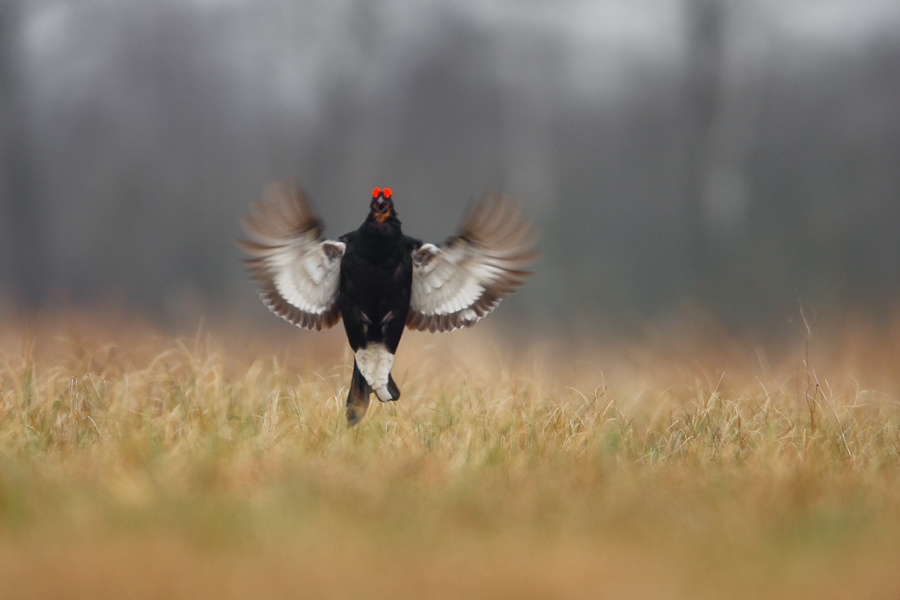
[1,312,899,599]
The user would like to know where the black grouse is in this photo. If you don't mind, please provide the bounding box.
[239,181,537,426]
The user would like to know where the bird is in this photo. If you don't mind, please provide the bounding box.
[239,181,537,426]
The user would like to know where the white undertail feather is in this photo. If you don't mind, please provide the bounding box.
[355,343,395,401]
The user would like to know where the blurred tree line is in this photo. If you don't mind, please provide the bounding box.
[1,0,899,332]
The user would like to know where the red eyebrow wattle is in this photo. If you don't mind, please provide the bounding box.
[382,188,392,199]
[372,187,381,198]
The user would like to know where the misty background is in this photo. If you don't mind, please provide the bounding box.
[1,0,899,336]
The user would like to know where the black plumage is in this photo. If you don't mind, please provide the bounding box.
[337,190,420,423]
[240,181,536,426]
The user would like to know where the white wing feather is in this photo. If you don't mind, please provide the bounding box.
[239,181,345,331]
[407,194,537,333]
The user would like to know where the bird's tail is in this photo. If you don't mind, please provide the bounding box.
[388,373,400,400]
[346,360,371,427]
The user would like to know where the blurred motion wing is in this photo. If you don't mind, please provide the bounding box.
[407,193,537,333]
[238,180,344,330]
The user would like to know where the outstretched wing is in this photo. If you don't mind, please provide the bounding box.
[407,193,537,333]
[238,180,345,331]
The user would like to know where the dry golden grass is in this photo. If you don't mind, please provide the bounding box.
[1,311,899,599]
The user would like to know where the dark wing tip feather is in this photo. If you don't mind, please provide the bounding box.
[241,180,324,243]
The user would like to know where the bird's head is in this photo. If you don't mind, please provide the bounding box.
[369,187,396,223]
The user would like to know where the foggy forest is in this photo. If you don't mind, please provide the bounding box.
[1,0,899,334]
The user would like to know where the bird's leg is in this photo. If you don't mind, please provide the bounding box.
[380,311,394,336]
[359,311,372,336]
